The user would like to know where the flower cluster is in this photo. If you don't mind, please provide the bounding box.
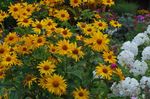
[0,0,124,98]
[111,25,150,97]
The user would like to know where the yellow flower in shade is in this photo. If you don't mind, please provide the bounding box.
[96,64,113,80]
[84,31,109,52]
[48,44,57,54]
[14,44,31,55]
[110,20,122,28]
[46,74,67,96]
[48,56,60,65]
[56,39,72,55]
[57,28,72,38]
[17,9,32,19]
[73,87,89,99]
[102,0,114,6]
[43,18,57,30]
[76,35,84,41]
[23,74,37,88]
[94,13,101,19]
[0,43,11,56]
[37,60,56,75]
[33,35,46,48]
[55,10,70,21]
[113,68,125,80]
[68,43,84,61]
[70,0,82,8]
[4,32,20,45]
[94,20,108,30]
[0,71,5,79]
[17,18,33,27]
[77,22,87,30]
[1,53,18,67]
[38,77,48,89]
[0,10,9,22]
[103,51,117,64]
[23,2,35,14]
[46,26,57,36]
[32,20,46,34]
[83,24,96,36]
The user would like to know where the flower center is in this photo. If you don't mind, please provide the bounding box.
[97,39,102,45]
[62,30,67,35]
[62,45,68,50]
[61,14,65,18]
[6,57,11,62]
[98,23,103,26]
[23,19,28,23]
[74,0,78,3]
[0,48,4,54]
[78,92,84,97]
[53,81,59,87]
[37,38,42,43]
[36,24,42,29]
[108,55,112,59]
[43,65,50,70]
[87,28,92,32]
[13,7,18,12]
[72,49,78,54]
[103,68,108,73]
[22,47,27,51]
[9,36,14,41]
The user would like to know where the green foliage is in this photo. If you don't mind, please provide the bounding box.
[112,1,139,15]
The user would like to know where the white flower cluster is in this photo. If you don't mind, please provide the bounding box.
[117,25,150,76]
[130,60,148,76]
[140,76,150,89]
[111,77,141,96]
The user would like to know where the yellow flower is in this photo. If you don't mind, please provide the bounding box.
[56,39,72,55]
[17,18,33,27]
[37,60,56,75]
[68,43,84,61]
[55,10,70,21]
[38,77,48,89]
[48,44,57,54]
[113,68,125,80]
[14,44,31,55]
[73,87,89,99]
[4,32,20,45]
[23,74,37,88]
[57,28,72,38]
[110,20,122,28]
[1,53,18,67]
[43,18,57,30]
[96,64,113,80]
[77,22,87,30]
[46,74,67,96]
[102,0,114,6]
[103,51,117,64]
[70,0,82,8]
[83,24,96,36]
[0,10,9,22]
[32,20,46,34]
[8,3,22,16]
[84,31,109,52]
[33,35,46,48]
[0,43,11,57]
[94,20,108,30]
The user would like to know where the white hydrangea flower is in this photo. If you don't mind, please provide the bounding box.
[117,50,134,67]
[132,33,149,46]
[146,25,150,34]
[142,46,150,61]
[140,76,150,89]
[130,60,148,76]
[111,77,140,96]
[121,41,138,56]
